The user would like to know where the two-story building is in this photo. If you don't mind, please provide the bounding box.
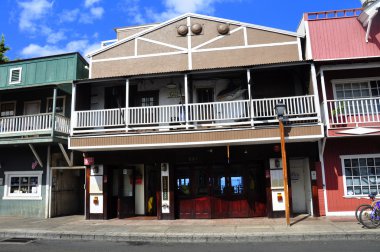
[69,14,324,220]
[0,53,88,218]
[300,0,380,216]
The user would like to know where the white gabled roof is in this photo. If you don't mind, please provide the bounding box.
[88,13,301,58]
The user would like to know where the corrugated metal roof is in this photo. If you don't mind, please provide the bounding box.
[75,60,311,83]
[308,15,380,60]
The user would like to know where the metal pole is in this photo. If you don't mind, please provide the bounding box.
[279,119,290,226]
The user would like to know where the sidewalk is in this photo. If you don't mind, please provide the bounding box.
[0,215,379,243]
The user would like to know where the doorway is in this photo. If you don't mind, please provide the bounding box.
[51,168,85,217]
[290,158,312,214]
[24,100,41,115]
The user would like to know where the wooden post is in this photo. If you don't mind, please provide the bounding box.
[51,88,57,138]
[279,119,290,226]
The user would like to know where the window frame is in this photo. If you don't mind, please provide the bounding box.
[0,101,16,117]
[46,96,66,115]
[2,171,43,200]
[340,154,380,198]
[8,67,22,85]
[332,77,380,100]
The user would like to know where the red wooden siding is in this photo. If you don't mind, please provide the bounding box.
[308,15,380,60]
[315,162,326,216]
[323,137,380,212]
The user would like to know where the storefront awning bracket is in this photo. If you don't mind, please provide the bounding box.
[28,144,44,168]
[58,143,73,167]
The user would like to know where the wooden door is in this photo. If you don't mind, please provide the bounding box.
[196,88,214,121]
[118,168,135,218]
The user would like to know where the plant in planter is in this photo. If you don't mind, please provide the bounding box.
[331,101,347,127]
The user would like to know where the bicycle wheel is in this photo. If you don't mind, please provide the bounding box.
[355,204,371,222]
[359,206,380,229]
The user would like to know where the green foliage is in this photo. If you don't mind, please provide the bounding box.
[0,34,10,63]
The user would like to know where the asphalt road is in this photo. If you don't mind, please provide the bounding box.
[0,239,379,252]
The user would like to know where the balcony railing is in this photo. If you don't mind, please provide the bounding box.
[326,97,380,129]
[72,95,319,134]
[0,113,70,136]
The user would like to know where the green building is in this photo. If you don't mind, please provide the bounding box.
[0,53,88,218]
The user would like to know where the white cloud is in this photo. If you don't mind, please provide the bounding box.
[59,9,80,23]
[90,7,104,18]
[18,0,54,32]
[47,31,66,44]
[85,0,101,8]
[21,40,100,58]
[119,0,231,24]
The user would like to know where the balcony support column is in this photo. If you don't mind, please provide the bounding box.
[311,64,322,121]
[246,69,254,127]
[51,88,57,138]
[319,69,329,129]
[184,74,189,129]
[125,78,130,131]
[70,83,76,136]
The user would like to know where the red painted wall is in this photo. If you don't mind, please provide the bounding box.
[323,137,380,212]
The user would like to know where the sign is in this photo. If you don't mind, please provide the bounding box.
[311,171,317,180]
[84,157,94,166]
[161,163,170,213]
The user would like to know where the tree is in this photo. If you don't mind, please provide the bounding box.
[0,34,10,63]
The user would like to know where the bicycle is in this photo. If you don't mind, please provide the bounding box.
[359,195,380,229]
[355,192,377,222]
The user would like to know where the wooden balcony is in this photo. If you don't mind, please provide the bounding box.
[324,97,380,137]
[72,95,318,134]
[0,113,70,144]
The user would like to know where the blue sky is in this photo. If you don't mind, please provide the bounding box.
[0,0,361,60]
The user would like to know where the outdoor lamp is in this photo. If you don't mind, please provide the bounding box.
[275,102,286,120]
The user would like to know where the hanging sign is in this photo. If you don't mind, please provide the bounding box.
[161,163,170,214]
[84,157,94,166]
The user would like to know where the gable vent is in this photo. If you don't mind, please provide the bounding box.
[9,67,22,84]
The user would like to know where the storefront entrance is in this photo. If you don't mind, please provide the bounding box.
[175,162,267,219]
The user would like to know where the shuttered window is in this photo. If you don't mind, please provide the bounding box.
[9,67,22,84]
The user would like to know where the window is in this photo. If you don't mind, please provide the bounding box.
[46,96,65,115]
[0,101,16,117]
[9,67,22,84]
[333,79,380,114]
[341,154,380,197]
[3,171,43,200]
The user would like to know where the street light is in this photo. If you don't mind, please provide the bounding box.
[275,102,290,226]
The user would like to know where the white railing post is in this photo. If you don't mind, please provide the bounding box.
[70,82,76,136]
[125,78,130,131]
[311,64,322,122]
[320,69,330,129]
[184,74,189,129]
[247,69,254,127]
[51,88,57,137]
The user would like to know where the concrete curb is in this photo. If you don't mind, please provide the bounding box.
[1,230,380,243]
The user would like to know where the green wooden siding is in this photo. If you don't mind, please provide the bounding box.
[0,53,88,90]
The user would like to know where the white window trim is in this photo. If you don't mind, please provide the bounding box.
[8,67,22,85]
[340,153,380,198]
[0,101,16,117]
[46,96,66,115]
[332,77,380,100]
[2,171,43,200]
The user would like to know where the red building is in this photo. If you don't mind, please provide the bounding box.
[300,0,380,216]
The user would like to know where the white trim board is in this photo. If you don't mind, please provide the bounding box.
[325,211,355,217]
[91,41,299,63]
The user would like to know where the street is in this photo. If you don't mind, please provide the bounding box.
[0,240,379,252]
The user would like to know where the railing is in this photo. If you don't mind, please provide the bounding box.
[76,108,126,128]
[0,113,70,135]
[188,100,250,122]
[252,95,316,123]
[72,95,319,133]
[129,104,185,125]
[326,98,380,128]
[305,8,362,21]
